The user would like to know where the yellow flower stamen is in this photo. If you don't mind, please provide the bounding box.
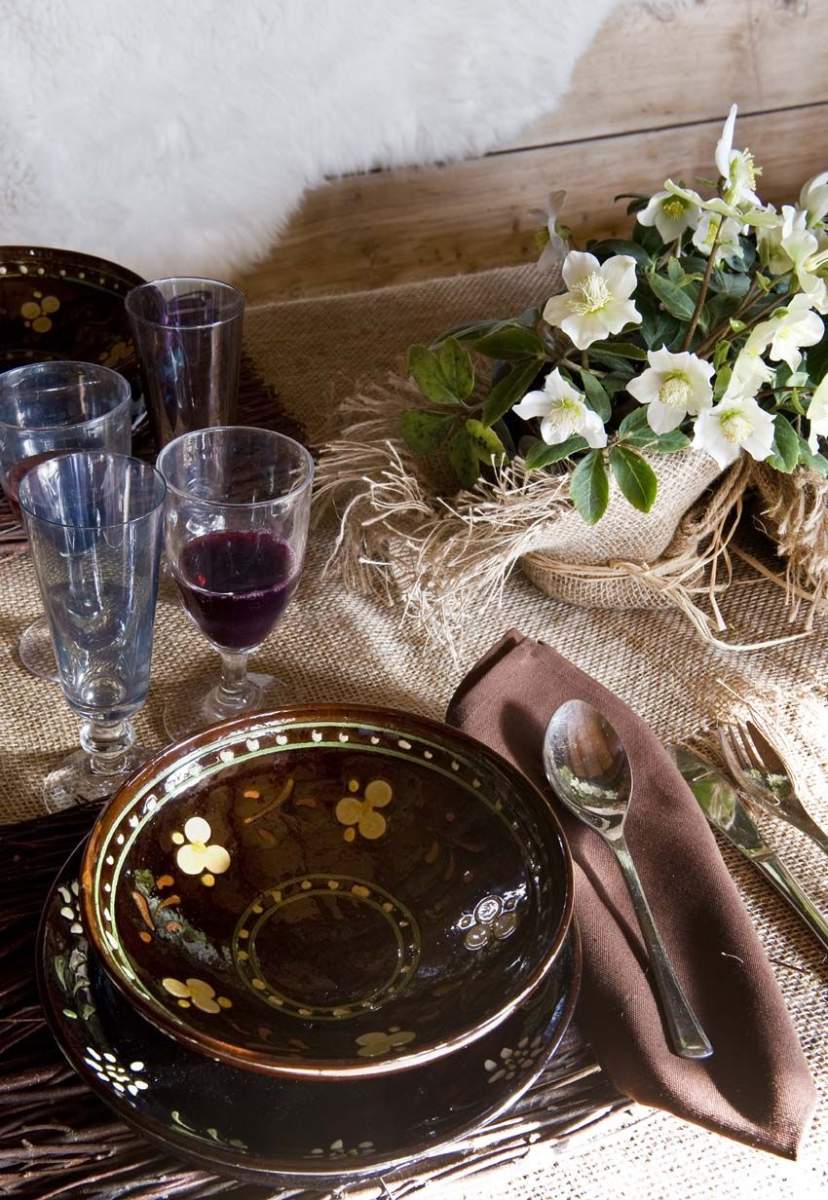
[658,374,691,408]
[661,196,688,220]
[719,408,752,443]
[569,272,611,316]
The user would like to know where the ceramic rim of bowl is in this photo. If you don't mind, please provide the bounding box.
[80,704,575,1081]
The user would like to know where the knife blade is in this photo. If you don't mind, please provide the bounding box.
[672,746,828,954]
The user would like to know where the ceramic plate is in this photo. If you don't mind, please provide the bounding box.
[0,245,146,429]
[41,844,581,1184]
[82,706,574,1078]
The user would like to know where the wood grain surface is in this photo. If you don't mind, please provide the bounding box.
[237,0,828,302]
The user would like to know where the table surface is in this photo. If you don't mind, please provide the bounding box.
[2,263,826,1200]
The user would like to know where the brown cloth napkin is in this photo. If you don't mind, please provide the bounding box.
[447,630,817,1158]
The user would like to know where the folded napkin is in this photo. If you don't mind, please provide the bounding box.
[447,630,816,1158]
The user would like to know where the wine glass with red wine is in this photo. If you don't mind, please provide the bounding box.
[0,362,133,681]
[157,426,314,738]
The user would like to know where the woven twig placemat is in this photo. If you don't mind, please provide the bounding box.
[0,263,826,1198]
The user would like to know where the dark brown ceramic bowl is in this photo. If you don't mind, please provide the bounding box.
[81,705,574,1083]
[0,246,145,423]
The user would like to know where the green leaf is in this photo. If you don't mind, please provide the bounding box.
[407,344,466,405]
[438,337,475,400]
[434,318,505,343]
[482,358,541,426]
[713,339,730,371]
[667,257,684,284]
[53,954,68,992]
[585,349,636,377]
[798,436,828,477]
[579,369,612,422]
[523,435,588,469]
[709,270,751,299]
[639,305,680,352]
[471,323,546,360]
[765,413,800,473]
[448,429,480,489]
[633,222,663,256]
[647,272,697,322]
[618,407,690,453]
[400,410,455,456]
[570,451,610,524]
[465,419,506,461]
[588,238,651,268]
[713,365,732,401]
[596,341,648,361]
[609,445,658,512]
[805,337,828,384]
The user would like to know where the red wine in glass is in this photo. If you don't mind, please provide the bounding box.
[3,451,67,518]
[176,530,299,651]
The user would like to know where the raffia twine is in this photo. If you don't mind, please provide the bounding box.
[314,374,777,651]
[747,461,828,629]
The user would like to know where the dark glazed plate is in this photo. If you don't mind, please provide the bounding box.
[42,844,581,1183]
[81,705,574,1078]
[0,246,145,428]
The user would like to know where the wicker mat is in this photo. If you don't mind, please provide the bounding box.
[1,263,827,1199]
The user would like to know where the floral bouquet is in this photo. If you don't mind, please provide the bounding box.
[317,105,828,641]
[400,104,828,525]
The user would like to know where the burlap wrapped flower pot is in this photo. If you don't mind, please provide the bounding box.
[316,377,750,644]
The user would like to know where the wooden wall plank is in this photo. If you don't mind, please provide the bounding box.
[238,104,828,302]
[506,0,828,150]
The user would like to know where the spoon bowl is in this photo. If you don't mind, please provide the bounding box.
[543,699,713,1061]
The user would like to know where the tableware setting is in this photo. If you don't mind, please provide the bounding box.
[0,254,824,1196]
[38,705,579,1182]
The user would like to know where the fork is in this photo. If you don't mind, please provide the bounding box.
[720,718,828,858]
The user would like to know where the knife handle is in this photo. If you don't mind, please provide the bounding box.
[757,853,828,953]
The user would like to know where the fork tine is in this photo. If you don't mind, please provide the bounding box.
[734,720,765,774]
[718,723,747,780]
[739,721,772,775]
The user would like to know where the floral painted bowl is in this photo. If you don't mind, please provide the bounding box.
[0,246,145,427]
[81,705,575,1083]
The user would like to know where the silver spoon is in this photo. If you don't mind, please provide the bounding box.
[543,699,713,1060]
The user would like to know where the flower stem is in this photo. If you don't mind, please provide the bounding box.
[681,226,722,351]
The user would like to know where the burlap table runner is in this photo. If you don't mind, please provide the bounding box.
[1,263,825,1198]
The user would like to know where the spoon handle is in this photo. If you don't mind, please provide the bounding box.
[612,836,713,1060]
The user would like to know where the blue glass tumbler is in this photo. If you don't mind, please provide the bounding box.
[19,452,166,811]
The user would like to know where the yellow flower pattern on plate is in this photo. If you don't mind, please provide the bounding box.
[161,976,232,1014]
[20,291,60,333]
[171,817,230,886]
[335,779,393,842]
[355,1027,415,1058]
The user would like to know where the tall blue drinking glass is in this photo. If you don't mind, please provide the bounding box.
[18,452,166,811]
[0,361,133,681]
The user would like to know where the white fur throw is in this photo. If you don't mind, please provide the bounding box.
[0,0,624,279]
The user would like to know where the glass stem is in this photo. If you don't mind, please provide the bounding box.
[216,651,251,713]
[80,718,136,777]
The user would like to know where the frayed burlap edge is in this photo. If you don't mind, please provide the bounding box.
[314,375,782,652]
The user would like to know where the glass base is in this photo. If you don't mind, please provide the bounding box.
[42,745,154,814]
[163,671,282,742]
[18,615,59,683]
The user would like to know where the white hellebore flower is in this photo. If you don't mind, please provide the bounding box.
[715,104,762,208]
[637,190,700,243]
[800,172,828,226]
[542,251,641,350]
[513,368,607,449]
[781,206,828,312]
[692,211,744,265]
[693,395,775,469]
[755,205,792,276]
[746,294,824,374]
[807,374,828,453]
[626,348,714,434]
